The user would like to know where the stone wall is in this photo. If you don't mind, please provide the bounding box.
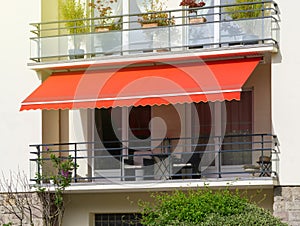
[274,186,300,226]
[0,192,43,226]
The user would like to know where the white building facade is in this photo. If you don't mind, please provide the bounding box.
[1,0,300,225]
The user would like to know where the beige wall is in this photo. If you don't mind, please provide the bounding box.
[69,109,93,178]
[42,109,69,145]
[41,0,66,60]
[63,188,274,226]
[42,109,69,176]
[244,61,272,163]
[244,61,272,135]
[42,0,59,22]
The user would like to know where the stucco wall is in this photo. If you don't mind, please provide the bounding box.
[272,0,300,185]
[0,1,41,177]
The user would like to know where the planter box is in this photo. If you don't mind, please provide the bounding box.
[142,23,158,28]
[95,27,110,32]
[189,17,207,24]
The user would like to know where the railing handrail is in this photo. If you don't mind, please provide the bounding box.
[28,0,279,63]
[29,133,275,148]
[29,133,279,183]
[29,0,278,38]
[29,0,277,26]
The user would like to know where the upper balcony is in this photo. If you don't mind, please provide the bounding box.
[29,1,279,66]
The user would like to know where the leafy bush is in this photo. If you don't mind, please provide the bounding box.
[224,0,264,20]
[139,189,287,226]
[60,0,89,34]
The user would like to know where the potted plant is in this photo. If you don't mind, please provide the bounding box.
[89,0,122,55]
[89,0,121,32]
[179,0,206,23]
[138,0,175,28]
[137,0,175,52]
[224,0,265,44]
[60,0,89,59]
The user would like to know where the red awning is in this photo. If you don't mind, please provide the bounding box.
[20,58,260,111]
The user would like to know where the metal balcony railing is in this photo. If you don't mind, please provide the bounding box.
[29,133,279,184]
[29,1,279,62]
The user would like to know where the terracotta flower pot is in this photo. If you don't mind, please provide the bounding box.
[189,17,207,24]
[142,23,158,28]
[95,26,110,32]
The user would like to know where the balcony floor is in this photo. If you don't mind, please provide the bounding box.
[61,176,278,193]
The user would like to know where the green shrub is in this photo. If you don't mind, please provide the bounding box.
[224,0,264,20]
[139,189,287,226]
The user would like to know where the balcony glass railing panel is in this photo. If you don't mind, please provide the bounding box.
[188,22,214,48]
[29,1,279,62]
[220,17,272,45]
[92,31,123,56]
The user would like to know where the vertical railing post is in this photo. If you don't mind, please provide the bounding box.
[168,11,172,50]
[120,142,124,181]
[261,134,264,157]
[218,136,222,178]
[167,137,171,178]
[37,24,41,62]
[183,6,188,50]
[272,135,278,176]
[214,0,221,47]
[120,15,124,55]
[260,134,265,175]
[36,145,41,184]
[74,143,78,183]
[122,0,129,56]
[261,0,265,44]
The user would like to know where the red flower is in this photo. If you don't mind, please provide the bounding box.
[179,0,206,8]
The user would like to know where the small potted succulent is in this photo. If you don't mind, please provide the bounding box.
[179,0,207,23]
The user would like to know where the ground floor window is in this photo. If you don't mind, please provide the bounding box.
[95,213,142,226]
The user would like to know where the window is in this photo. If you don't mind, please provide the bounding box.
[222,91,253,165]
[193,90,253,166]
[95,213,142,226]
[94,108,122,170]
[94,106,151,170]
[129,106,151,140]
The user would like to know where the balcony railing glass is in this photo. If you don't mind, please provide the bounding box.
[29,1,279,62]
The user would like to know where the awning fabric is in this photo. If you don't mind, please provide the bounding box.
[20,58,260,111]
